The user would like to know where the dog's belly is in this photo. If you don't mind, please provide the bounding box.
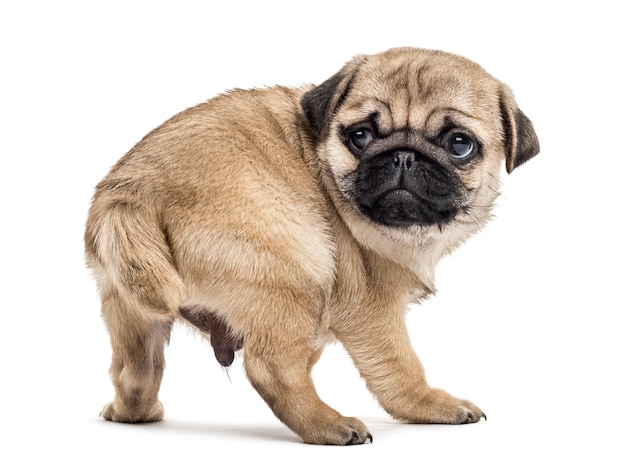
[164,186,337,343]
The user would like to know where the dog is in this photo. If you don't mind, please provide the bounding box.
[85,47,539,445]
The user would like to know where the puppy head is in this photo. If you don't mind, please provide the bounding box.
[301,47,539,258]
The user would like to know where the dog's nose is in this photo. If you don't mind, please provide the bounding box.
[393,150,416,170]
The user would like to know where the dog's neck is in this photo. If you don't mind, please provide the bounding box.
[329,206,442,300]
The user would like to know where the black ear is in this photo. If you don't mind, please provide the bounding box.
[499,86,540,173]
[301,57,365,135]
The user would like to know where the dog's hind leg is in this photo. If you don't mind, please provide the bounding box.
[85,200,185,422]
[99,292,173,423]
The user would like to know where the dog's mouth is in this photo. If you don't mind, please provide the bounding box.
[355,149,464,227]
[359,188,460,227]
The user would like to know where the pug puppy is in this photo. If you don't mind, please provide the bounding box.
[85,47,539,445]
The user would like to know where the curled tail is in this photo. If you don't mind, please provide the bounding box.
[85,199,185,315]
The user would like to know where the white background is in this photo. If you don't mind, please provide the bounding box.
[2,1,624,463]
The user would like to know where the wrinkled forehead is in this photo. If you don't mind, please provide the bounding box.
[339,52,501,135]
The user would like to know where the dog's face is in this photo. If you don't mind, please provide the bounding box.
[302,48,539,257]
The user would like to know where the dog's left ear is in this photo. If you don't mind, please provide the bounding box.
[301,55,366,136]
[499,85,540,173]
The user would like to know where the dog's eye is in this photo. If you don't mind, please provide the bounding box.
[349,128,374,151]
[444,133,475,159]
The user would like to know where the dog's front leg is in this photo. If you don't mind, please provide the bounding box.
[334,300,486,425]
[242,297,372,445]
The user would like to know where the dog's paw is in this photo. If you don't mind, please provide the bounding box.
[301,416,373,445]
[400,388,486,425]
[100,400,164,423]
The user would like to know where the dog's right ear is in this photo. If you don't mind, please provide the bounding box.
[499,85,540,173]
[301,56,365,135]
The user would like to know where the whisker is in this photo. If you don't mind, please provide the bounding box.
[466,212,482,229]
[488,172,504,188]
[486,184,502,195]
[459,206,487,230]
[487,174,508,201]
